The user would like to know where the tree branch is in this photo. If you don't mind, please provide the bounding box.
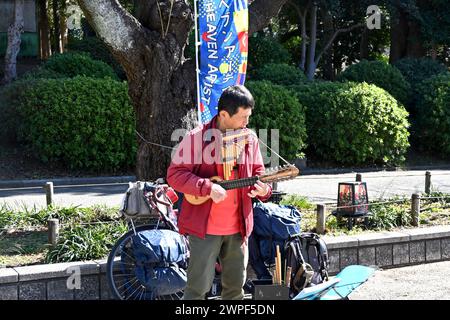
[315,23,365,66]
[76,0,146,57]
[249,0,290,35]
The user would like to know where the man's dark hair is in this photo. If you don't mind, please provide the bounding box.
[218,85,255,117]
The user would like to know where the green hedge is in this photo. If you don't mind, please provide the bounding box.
[0,79,39,143]
[248,35,292,70]
[337,60,411,106]
[394,57,448,89]
[394,57,448,113]
[20,67,66,80]
[292,81,410,166]
[42,52,119,80]
[67,37,126,79]
[17,76,136,171]
[250,63,307,86]
[415,72,450,157]
[246,80,307,161]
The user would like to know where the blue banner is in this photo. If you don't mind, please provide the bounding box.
[197,0,249,124]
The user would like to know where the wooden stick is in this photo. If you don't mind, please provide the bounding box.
[286,266,292,288]
[276,245,282,285]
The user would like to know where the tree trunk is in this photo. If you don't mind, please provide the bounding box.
[59,0,69,52]
[406,18,426,58]
[38,0,52,60]
[321,8,334,80]
[389,7,408,63]
[360,27,369,60]
[306,3,317,80]
[2,0,24,85]
[76,0,288,179]
[300,13,307,72]
[53,0,62,53]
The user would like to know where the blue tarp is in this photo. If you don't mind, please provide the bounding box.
[293,265,376,300]
[127,229,189,296]
[249,202,302,279]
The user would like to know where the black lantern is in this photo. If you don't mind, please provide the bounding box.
[332,182,370,229]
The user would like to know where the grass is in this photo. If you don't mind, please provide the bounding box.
[0,204,125,267]
[0,229,49,267]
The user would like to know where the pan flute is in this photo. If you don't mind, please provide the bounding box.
[221,129,251,180]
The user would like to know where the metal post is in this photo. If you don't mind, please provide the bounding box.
[425,171,431,194]
[273,182,278,191]
[193,0,202,124]
[316,204,326,235]
[411,193,420,227]
[356,173,362,182]
[48,218,59,245]
[44,182,54,207]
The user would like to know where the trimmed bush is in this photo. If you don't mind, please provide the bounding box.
[246,80,307,161]
[337,60,411,105]
[17,76,136,171]
[250,63,307,86]
[42,52,119,80]
[292,81,410,166]
[0,79,40,143]
[67,37,126,79]
[394,57,448,113]
[415,72,450,157]
[20,67,66,80]
[394,57,448,89]
[248,35,292,70]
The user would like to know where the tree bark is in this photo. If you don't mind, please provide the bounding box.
[360,27,369,60]
[248,0,289,35]
[287,0,309,73]
[306,3,317,80]
[320,8,334,80]
[59,0,69,51]
[389,6,408,64]
[38,0,52,60]
[76,0,287,180]
[53,0,62,53]
[2,0,24,85]
[406,18,426,58]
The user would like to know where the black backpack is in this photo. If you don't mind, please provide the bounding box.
[284,232,329,298]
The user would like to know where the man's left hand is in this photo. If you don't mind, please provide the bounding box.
[247,180,269,198]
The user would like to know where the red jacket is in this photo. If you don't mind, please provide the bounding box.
[166,116,272,242]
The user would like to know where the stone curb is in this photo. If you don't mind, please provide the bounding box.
[322,225,450,250]
[0,176,136,189]
[13,261,100,282]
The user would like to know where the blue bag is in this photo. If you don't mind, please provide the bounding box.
[249,201,301,279]
[127,229,189,296]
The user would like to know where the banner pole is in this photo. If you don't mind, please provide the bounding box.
[193,0,202,124]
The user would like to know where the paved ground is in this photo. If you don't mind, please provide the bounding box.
[0,169,449,209]
[277,169,450,203]
[348,260,450,300]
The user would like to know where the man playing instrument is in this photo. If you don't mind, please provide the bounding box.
[166,85,272,300]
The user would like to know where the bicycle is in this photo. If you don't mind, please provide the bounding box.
[106,181,189,300]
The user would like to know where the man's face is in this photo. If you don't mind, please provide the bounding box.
[219,106,252,130]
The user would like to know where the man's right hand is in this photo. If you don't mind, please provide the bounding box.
[210,183,227,203]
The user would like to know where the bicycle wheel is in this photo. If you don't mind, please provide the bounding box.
[106,225,185,300]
